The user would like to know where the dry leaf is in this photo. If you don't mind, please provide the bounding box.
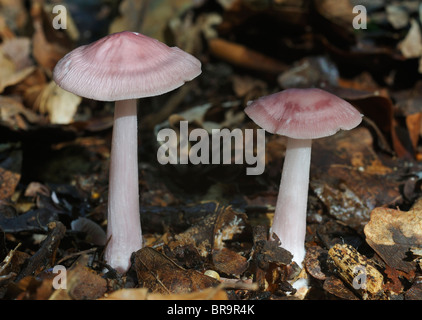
[398,19,422,59]
[0,0,28,33]
[311,127,402,230]
[134,247,220,295]
[322,275,359,300]
[208,38,287,74]
[34,81,81,124]
[212,247,248,277]
[314,0,355,28]
[386,5,409,29]
[0,167,21,200]
[109,0,148,35]
[31,2,71,74]
[0,38,35,93]
[364,200,422,273]
[101,286,228,300]
[0,95,44,130]
[49,254,107,300]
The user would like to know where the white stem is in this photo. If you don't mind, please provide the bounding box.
[271,138,312,266]
[105,99,142,273]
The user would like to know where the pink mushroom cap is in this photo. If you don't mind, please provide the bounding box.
[53,31,202,101]
[245,88,363,139]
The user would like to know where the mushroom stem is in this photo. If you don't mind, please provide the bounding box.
[105,99,142,273]
[271,138,312,266]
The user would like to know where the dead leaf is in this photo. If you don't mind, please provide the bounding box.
[171,212,216,258]
[277,56,339,89]
[1,37,33,70]
[304,246,329,281]
[322,275,359,300]
[314,0,355,27]
[31,2,72,74]
[213,206,249,250]
[0,243,29,277]
[0,39,35,93]
[0,167,20,201]
[212,247,248,277]
[398,19,422,59]
[24,182,50,198]
[0,95,45,130]
[0,0,28,34]
[49,254,107,300]
[386,4,409,30]
[0,144,21,201]
[168,205,249,260]
[34,81,81,124]
[70,217,106,246]
[364,200,422,273]
[134,247,220,295]
[405,279,422,300]
[108,0,147,34]
[250,225,293,293]
[15,221,66,282]
[208,38,287,74]
[101,285,228,300]
[311,127,402,230]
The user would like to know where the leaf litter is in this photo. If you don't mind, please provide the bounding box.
[1,0,422,301]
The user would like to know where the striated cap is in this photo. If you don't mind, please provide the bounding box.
[53,31,202,101]
[245,88,363,139]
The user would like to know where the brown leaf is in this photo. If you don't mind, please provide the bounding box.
[213,206,249,250]
[16,221,66,281]
[405,280,422,300]
[134,247,220,295]
[0,95,45,130]
[364,202,422,273]
[314,0,356,29]
[208,38,287,74]
[398,19,422,59]
[0,167,20,200]
[0,40,35,93]
[212,247,248,277]
[0,0,28,33]
[250,225,293,292]
[0,243,29,277]
[30,2,72,74]
[34,81,81,124]
[171,212,216,258]
[304,246,329,281]
[311,127,402,230]
[323,275,359,300]
[102,285,228,300]
[49,254,107,300]
[383,265,405,296]
[168,205,249,260]
[278,56,339,89]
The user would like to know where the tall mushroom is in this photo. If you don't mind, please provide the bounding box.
[53,31,201,273]
[245,88,362,266]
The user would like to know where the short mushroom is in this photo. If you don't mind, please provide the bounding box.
[245,88,362,266]
[53,31,201,272]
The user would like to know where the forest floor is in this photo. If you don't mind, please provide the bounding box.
[0,0,422,301]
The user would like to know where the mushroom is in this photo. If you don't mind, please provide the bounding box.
[53,31,201,272]
[245,88,362,266]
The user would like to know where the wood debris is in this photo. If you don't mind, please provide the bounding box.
[328,243,385,300]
